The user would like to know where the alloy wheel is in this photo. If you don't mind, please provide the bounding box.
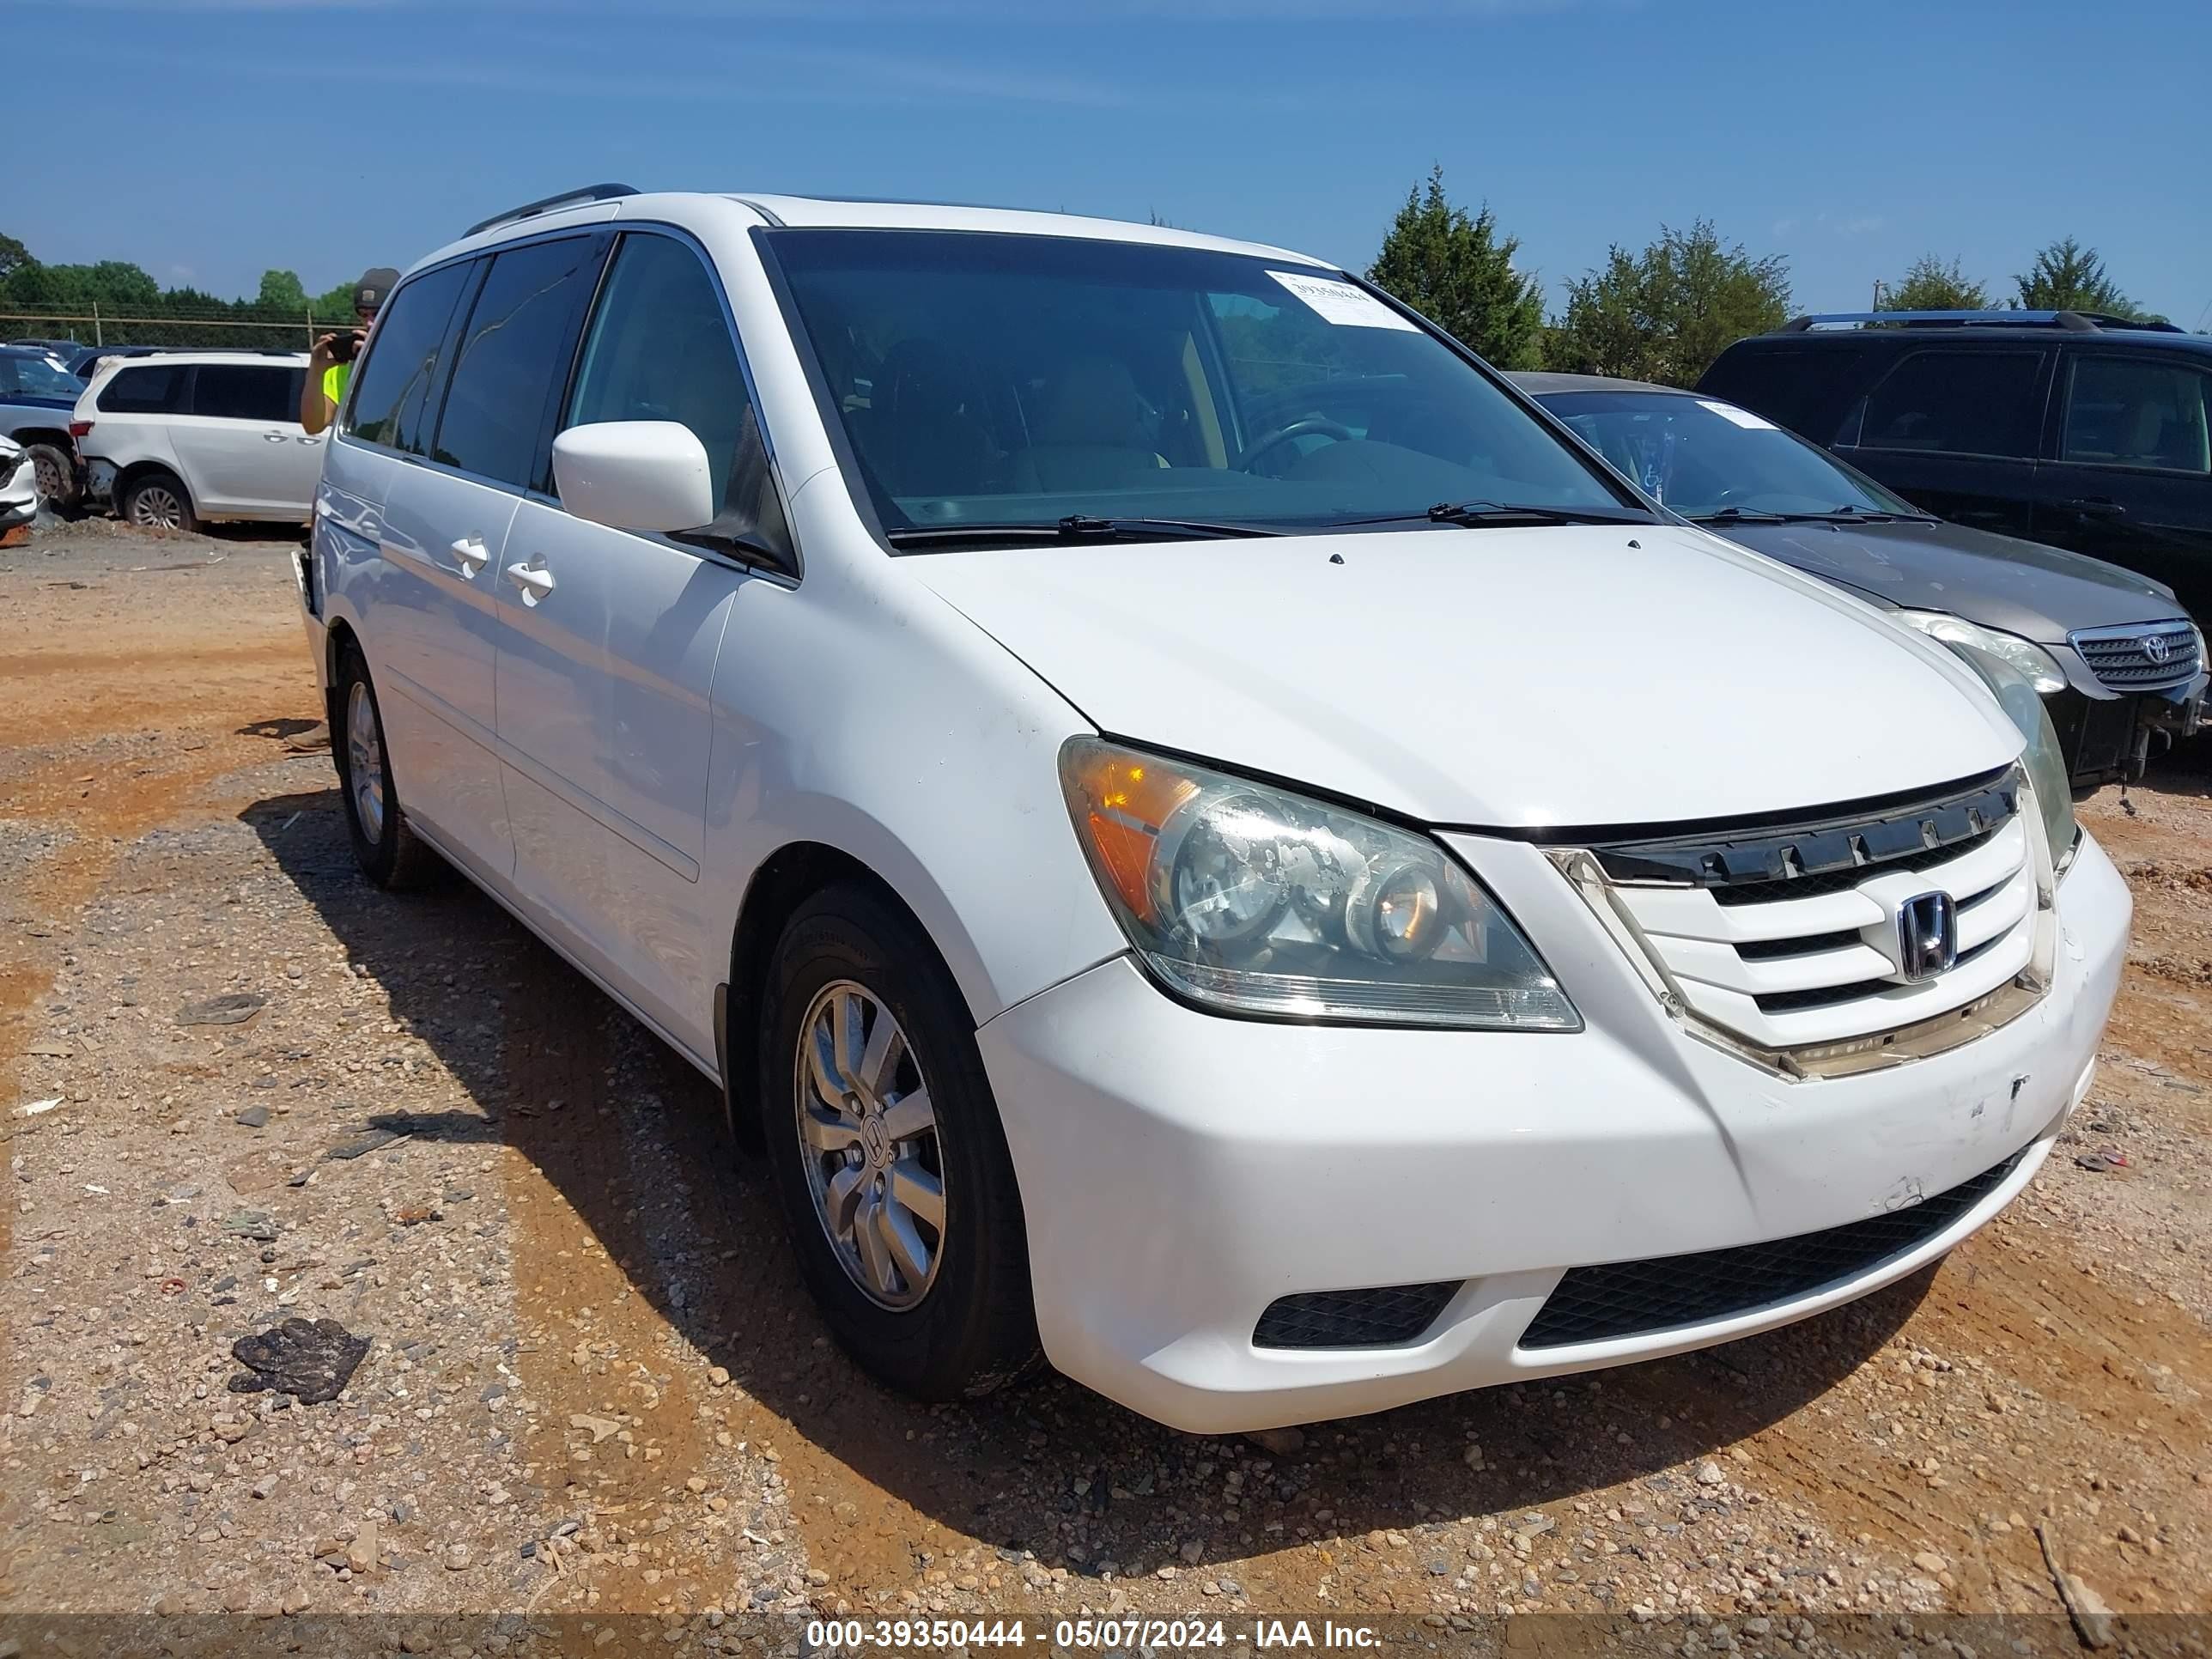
[345,680,386,845]
[129,484,185,529]
[793,980,945,1310]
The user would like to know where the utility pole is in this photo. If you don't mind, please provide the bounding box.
[1871,279,1884,312]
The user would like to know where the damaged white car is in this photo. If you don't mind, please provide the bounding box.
[0,433,40,535]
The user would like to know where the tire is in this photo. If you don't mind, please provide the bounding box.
[760,883,1039,1400]
[118,468,196,533]
[24,443,78,514]
[331,643,441,890]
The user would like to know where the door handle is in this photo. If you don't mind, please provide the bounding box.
[263,431,290,443]
[504,558,556,605]
[2061,497,2128,518]
[451,536,489,579]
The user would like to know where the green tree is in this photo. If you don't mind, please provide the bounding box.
[1367,167,1545,368]
[0,231,28,285]
[2013,237,2135,316]
[311,279,361,319]
[1547,221,1791,386]
[1881,255,1990,312]
[256,269,312,312]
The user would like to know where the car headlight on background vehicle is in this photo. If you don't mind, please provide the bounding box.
[1888,610,2067,695]
[1060,738,1578,1029]
[1945,644,2078,872]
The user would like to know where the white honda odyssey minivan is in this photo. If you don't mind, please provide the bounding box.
[294,186,2130,1433]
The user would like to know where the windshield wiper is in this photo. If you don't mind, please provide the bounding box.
[1330,500,1650,530]
[884,514,1282,549]
[1688,506,1791,525]
[1796,505,1937,523]
[1692,505,1940,526]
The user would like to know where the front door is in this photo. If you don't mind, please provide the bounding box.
[1836,345,2049,537]
[489,228,788,1059]
[2031,351,2212,622]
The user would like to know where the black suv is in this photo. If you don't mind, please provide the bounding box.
[1698,310,2212,626]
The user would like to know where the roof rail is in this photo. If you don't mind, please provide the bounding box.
[465,183,639,240]
[1780,308,2183,335]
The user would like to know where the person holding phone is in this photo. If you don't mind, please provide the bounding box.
[301,266,399,435]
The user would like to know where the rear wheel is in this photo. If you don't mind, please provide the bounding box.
[119,468,195,533]
[332,644,440,890]
[761,883,1039,1400]
[24,443,77,514]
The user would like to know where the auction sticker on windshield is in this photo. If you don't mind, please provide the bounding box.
[1698,399,1778,429]
[1267,270,1419,331]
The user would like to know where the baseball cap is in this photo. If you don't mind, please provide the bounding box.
[353,267,402,314]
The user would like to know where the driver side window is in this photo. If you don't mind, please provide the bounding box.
[564,232,788,558]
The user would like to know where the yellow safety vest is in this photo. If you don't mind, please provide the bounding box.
[323,362,350,410]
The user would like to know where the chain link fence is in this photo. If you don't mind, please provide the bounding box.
[2,303,335,351]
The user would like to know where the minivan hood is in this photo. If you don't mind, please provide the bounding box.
[1710,518,2186,642]
[905,523,2019,829]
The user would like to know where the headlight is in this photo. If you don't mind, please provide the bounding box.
[1947,643,2077,871]
[1890,611,2067,695]
[1059,738,1578,1030]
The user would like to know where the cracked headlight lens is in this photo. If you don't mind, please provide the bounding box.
[1060,738,1578,1029]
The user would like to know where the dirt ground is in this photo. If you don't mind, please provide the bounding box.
[2,521,2206,1640]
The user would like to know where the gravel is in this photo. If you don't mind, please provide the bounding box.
[1,519,2205,1632]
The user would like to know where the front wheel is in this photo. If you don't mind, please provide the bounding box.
[760,884,1039,1400]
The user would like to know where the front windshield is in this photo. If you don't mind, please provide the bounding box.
[1541,391,1923,520]
[763,229,1642,539]
[3,353,82,401]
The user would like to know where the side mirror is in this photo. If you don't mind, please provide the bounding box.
[552,421,715,534]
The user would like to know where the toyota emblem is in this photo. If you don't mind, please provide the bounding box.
[2142,633,2172,664]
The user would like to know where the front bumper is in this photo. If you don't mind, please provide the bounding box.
[978,832,2130,1433]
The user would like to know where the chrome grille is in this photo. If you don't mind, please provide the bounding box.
[2069,621,2200,690]
[1580,772,2044,1061]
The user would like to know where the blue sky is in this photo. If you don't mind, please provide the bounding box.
[11,0,2209,328]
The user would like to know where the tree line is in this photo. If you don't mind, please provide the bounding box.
[0,230,358,348]
[3,186,2175,376]
[1366,167,2172,386]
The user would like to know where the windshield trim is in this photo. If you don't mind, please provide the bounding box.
[750,225,1657,557]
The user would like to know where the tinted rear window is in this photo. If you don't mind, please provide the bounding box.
[100,363,187,414]
[1697,341,1875,441]
[191,364,301,423]
[348,259,474,456]
[1854,349,2044,459]
[434,234,607,489]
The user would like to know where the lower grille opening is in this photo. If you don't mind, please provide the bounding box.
[1518,1152,2024,1350]
[1254,1282,1460,1351]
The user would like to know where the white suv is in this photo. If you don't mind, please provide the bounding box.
[76,350,322,532]
[295,187,2130,1433]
